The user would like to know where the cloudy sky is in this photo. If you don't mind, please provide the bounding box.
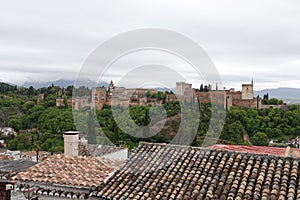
[0,0,299,90]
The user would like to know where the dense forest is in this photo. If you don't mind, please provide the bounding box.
[0,82,300,152]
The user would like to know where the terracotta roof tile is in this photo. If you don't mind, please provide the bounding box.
[12,154,121,188]
[94,142,300,199]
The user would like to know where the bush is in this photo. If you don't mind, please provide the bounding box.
[251,132,268,146]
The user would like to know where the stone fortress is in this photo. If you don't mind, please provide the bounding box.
[172,80,261,110]
[56,80,262,111]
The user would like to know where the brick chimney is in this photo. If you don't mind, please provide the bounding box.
[64,131,79,157]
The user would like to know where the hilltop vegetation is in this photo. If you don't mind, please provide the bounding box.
[1,82,300,152]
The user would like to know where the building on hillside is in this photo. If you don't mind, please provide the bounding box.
[0,127,17,136]
[108,80,114,93]
[241,82,254,100]
[56,96,90,109]
[19,151,51,162]
[0,150,51,162]
[92,142,300,200]
[166,93,177,102]
[209,144,300,158]
[177,81,262,110]
[73,97,90,110]
[175,82,197,103]
[0,139,5,147]
[176,82,192,96]
[56,97,72,107]
[92,87,107,102]
[110,84,157,107]
[56,80,265,110]
[56,97,64,107]
[91,87,108,110]
[225,82,262,110]
[36,93,44,105]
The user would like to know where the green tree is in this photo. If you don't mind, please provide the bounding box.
[222,121,244,144]
[8,133,33,150]
[251,131,268,146]
[63,95,68,108]
[28,86,35,96]
[8,118,23,132]
[268,98,279,105]
[204,85,209,92]
[145,90,151,98]
[200,84,204,92]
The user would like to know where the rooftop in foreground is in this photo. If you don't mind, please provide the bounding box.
[0,159,36,180]
[12,154,124,188]
[93,142,300,200]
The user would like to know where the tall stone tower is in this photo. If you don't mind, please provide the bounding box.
[176,82,192,96]
[64,131,79,157]
[241,81,254,100]
[109,80,114,92]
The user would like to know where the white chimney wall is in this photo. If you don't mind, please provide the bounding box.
[64,131,79,157]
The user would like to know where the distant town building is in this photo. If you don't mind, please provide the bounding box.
[0,127,16,136]
[73,97,90,110]
[0,150,50,162]
[56,97,72,107]
[36,93,44,105]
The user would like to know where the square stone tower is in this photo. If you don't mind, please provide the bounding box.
[241,82,254,100]
[176,82,192,96]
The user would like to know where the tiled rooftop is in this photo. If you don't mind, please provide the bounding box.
[12,154,119,188]
[94,142,300,200]
[0,159,36,180]
[16,184,90,199]
[210,144,300,158]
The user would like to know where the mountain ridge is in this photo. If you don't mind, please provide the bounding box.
[22,79,108,88]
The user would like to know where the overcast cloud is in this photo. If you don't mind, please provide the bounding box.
[0,0,300,90]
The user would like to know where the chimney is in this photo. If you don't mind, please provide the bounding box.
[285,146,291,157]
[64,131,79,157]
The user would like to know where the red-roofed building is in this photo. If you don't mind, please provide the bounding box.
[209,144,300,158]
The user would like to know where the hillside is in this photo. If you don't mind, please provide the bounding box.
[255,88,300,104]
